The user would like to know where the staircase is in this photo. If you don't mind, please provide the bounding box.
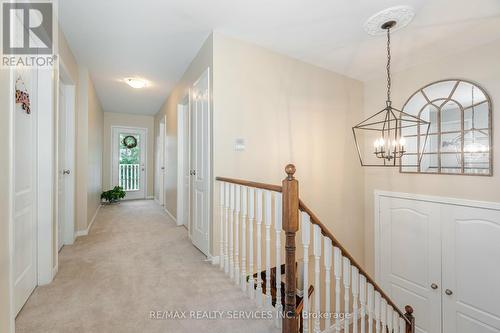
[216,164,415,333]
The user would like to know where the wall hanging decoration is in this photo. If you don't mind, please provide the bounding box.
[122,135,138,149]
[400,79,492,176]
[15,76,31,114]
[353,8,430,167]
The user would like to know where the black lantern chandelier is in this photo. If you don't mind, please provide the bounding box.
[353,20,430,167]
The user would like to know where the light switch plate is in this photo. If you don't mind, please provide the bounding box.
[235,138,246,151]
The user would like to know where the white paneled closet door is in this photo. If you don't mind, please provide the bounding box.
[13,68,38,315]
[442,205,500,333]
[378,194,500,333]
[379,197,442,333]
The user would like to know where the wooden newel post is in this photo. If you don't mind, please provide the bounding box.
[282,164,299,333]
[404,305,415,333]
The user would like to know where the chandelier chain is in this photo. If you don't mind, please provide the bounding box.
[386,26,392,106]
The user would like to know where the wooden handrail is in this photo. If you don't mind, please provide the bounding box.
[299,199,413,326]
[215,177,282,193]
[216,165,415,332]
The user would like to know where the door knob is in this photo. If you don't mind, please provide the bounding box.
[445,289,453,296]
[431,283,438,290]
[63,169,70,175]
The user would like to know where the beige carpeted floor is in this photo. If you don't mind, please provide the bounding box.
[16,200,280,333]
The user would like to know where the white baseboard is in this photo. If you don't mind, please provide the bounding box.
[52,264,59,280]
[209,256,220,265]
[146,196,154,200]
[164,207,177,223]
[75,205,101,237]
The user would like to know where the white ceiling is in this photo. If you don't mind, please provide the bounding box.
[59,0,500,115]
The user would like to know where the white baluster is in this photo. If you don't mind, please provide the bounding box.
[224,183,230,273]
[381,298,387,333]
[234,185,241,285]
[247,187,255,298]
[343,257,351,333]
[219,182,225,270]
[334,247,342,333]
[352,266,359,333]
[393,310,399,333]
[387,305,394,333]
[256,189,263,306]
[324,238,333,330]
[274,192,283,328]
[399,318,405,333]
[126,165,129,190]
[360,274,367,333]
[374,291,381,333]
[313,224,321,333]
[135,165,138,189]
[240,186,247,291]
[367,283,374,333]
[301,212,311,333]
[229,184,235,279]
[264,190,272,307]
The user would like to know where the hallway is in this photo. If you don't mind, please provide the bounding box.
[15,200,279,333]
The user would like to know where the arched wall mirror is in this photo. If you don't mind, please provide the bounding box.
[400,79,493,176]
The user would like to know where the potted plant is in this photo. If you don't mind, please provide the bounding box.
[101,186,126,204]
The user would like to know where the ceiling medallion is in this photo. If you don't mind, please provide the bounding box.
[353,15,430,167]
[363,6,415,36]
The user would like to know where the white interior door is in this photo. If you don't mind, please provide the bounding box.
[57,82,66,251]
[442,206,500,333]
[378,196,442,333]
[190,68,210,255]
[112,127,147,200]
[13,68,38,315]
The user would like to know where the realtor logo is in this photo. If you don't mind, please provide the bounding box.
[1,0,56,67]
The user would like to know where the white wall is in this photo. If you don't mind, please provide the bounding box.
[102,112,155,197]
[212,33,366,262]
[76,68,104,231]
[154,33,213,218]
[87,78,104,226]
[363,39,500,275]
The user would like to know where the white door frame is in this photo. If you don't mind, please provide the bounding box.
[9,65,56,323]
[7,15,57,332]
[158,118,165,206]
[36,67,56,285]
[57,60,76,248]
[177,94,190,228]
[374,190,500,332]
[111,126,148,200]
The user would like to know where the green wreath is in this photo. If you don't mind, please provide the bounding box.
[122,135,137,149]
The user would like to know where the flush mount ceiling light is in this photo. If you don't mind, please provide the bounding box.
[352,8,430,167]
[124,77,148,89]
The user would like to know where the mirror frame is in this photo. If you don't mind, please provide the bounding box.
[399,79,493,176]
